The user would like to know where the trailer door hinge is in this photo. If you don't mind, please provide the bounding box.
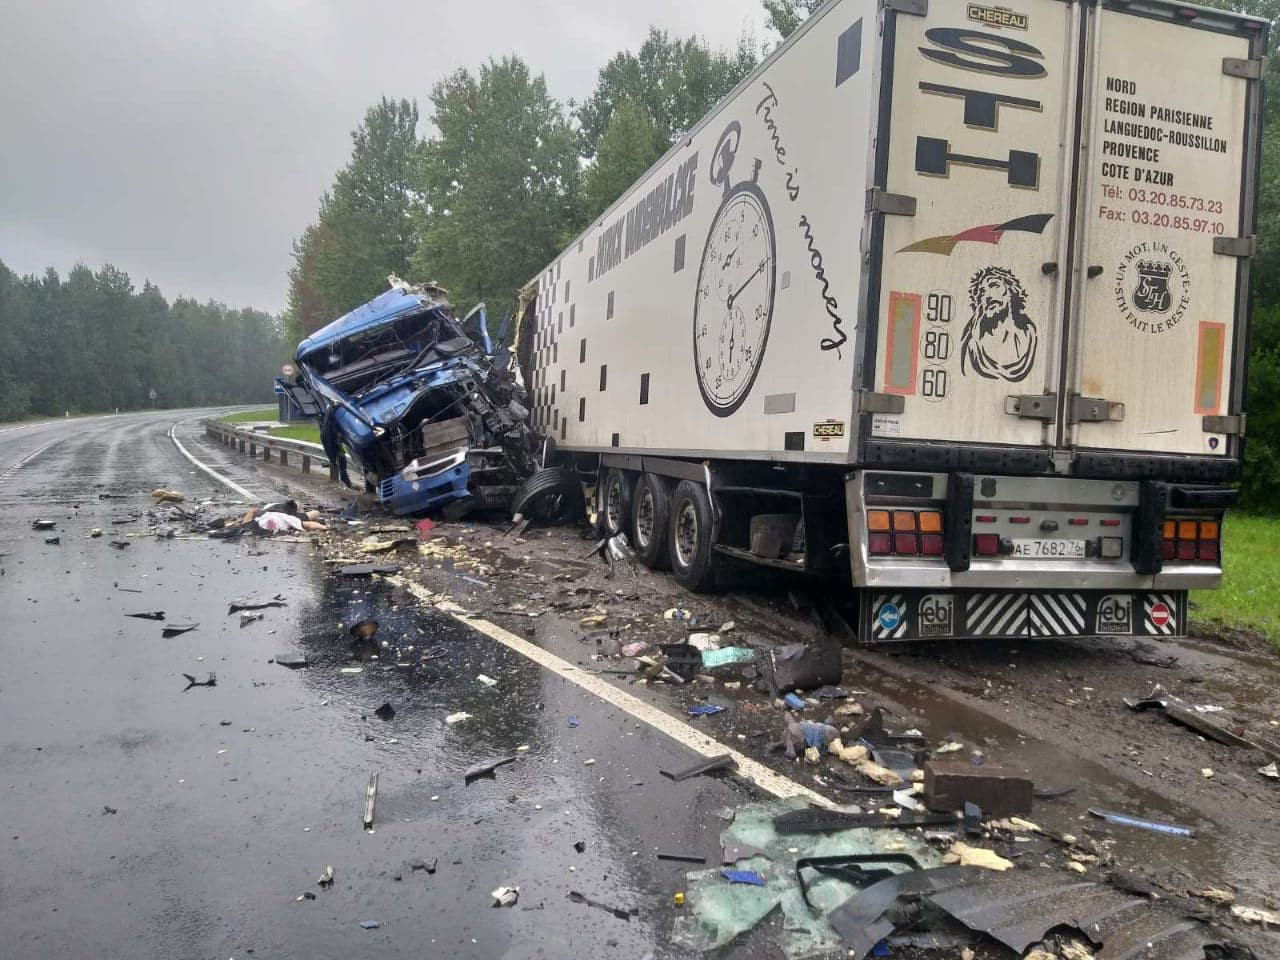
[882,0,927,15]
[1005,393,1056,421]
[1223,56,1263,80]
[1203,413,1245,435]
[856,390,905,415]
[867,188,916,217]
[1214,235,1256,257]
[1069,394,1125,423]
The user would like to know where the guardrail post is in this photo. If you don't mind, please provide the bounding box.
[249,442,257,457]
[238,439,245,453]
[279,450,288,466]
[263,446,271,463]
[302,455,311,473]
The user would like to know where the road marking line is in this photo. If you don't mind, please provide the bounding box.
[168,420,258,499]
[392,576,830,806]
[0,439,60,481]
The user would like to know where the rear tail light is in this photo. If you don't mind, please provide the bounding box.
[867,509,945,557]
[1162,517,1221,564]
[1008,516,1031,525]
[973,533,1000,556]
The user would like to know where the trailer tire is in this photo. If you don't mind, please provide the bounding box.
[668,479,717,592]
[600,469,634,538]
[511,467,585,525]
[631,473,671,569]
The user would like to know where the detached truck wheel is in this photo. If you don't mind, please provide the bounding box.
[631,473,671,569]
[511,467,585,525]
[668,480,718,592]
[600,469,634,538]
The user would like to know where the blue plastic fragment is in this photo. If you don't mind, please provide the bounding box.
[721,869,766,886]
[800,721,833,749]
[359,920,381,929]
[871,938,891,956]
[689,704,726,717]
[783,693,805,710]
[568,715,581,727]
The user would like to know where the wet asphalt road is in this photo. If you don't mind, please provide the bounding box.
[0,410,766,959]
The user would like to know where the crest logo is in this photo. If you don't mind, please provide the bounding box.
[1114,243,1191,334]
[1132,260,1173,313]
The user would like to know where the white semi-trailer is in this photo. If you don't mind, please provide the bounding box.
[516,0,1266,641]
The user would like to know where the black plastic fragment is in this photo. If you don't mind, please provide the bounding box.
[659,753,735,782]
[464,755,517,785]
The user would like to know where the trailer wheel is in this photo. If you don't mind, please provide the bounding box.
[631,473,671,569]
[600,469,634,538]
[668,480,717,592]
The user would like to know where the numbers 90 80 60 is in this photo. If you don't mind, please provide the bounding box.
[920,291,952,402]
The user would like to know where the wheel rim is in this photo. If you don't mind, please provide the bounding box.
[605,480,623,530]
[635,489,655,548]
[675,500,698,568]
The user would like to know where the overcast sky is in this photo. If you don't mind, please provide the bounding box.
[0,0,766,314]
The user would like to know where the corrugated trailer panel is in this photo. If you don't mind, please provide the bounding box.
[523,0,875,463]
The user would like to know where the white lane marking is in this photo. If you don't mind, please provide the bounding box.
[0,439,60,481]
[168,420,258,499]
[392,576,830,806]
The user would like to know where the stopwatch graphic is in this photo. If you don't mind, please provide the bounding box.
[693,120,777,417]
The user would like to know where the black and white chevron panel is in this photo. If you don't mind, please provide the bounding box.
[1029,593,1086,637]
[965,593,1028,638]
[1142,593,1179,636]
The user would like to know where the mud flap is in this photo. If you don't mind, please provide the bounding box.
[862,591,1187,641]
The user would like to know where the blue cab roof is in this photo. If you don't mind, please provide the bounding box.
[296,286,450,361]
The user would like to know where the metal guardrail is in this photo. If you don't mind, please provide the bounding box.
[202,418,331,476]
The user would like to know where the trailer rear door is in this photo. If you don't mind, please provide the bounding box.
[1066,3,1259,458]
[868,0,1080,451]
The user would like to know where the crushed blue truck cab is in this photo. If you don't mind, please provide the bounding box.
[284,279,543,516]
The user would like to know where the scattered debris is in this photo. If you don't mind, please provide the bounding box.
[721,869,766,886]
[358,920,380,930]
[44,536,60,545]
[658,852,707,864]
[340,564,400,578]
[445,712,472,724]
[409,858,437,874]
[689,704,725,717]
[318,865,334,887]
[1124,684,1255,750]
[181,672,216,690]
[150,489,186,503]
[567,890,634,921]
[924,760,1033,816]
[374,702,396,721]
[722,844,771,864]
[32,519,56,530]
[573,841,586,854]
[660,754,735,782]
[763,640,842,695]
[492,886,519,908]
[1087,807,1194,837]
[567,715,581,728]
[943,842,1013,872]
[476,673,497,687]
[464,755,517,785]
[1259,762,1279,779]
[350,619,379,641]
[579,614,608,628]
[109,540,130,549]
[1231,904,1280,925]
[89,528,102,538]
[700,646,756,668]
[125,611,165,621]
[162,623,199,638]
[363,772,378,829]
[228,595,286,614]
[102,805,117,815]
[276,654,308,669]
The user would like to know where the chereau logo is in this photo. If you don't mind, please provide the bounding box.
[918,595,954,637]
[967,4,1028,29]
[1096,594,1133,635]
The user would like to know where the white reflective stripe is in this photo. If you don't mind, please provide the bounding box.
[392,576,831,807]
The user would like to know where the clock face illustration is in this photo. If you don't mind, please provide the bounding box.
[693,179,776,417]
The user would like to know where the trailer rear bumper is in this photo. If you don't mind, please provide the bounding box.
[863,589,1187,642]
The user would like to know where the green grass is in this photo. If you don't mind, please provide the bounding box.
[220,407,278,423]
[269,424,322,444]
[1190,512,1280,647]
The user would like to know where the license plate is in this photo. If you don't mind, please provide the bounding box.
[1010,538,1086,559]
